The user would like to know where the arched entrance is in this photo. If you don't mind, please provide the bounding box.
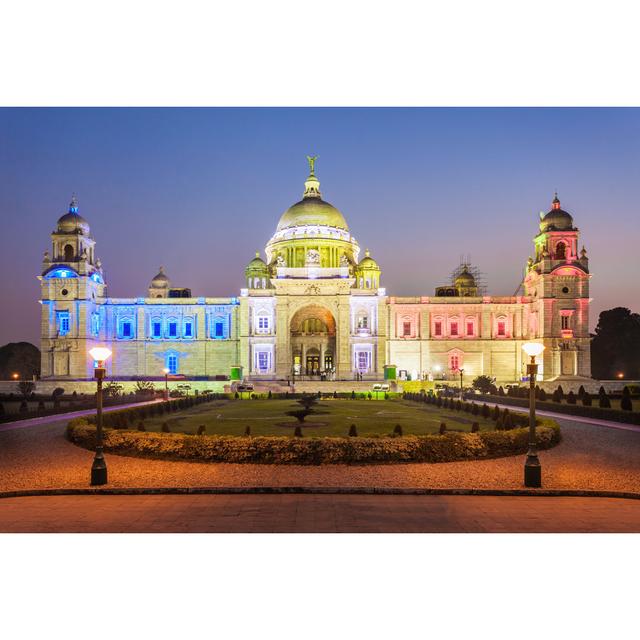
[290,305,336,379]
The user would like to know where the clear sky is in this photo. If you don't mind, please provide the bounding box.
[1,107,639,345]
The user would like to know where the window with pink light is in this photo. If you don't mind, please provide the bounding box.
[466,319,474,336]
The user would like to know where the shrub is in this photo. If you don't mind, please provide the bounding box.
[37,400,45,413]
[234,392,239,399]
[498,386,505,396]
[578,385,586,399]
[245,425,251,436]
[0,403,4,416]
[455,400,462,411]
[137,421,145,432]
[481,404,490,419]
[556,385,564,402]
[598,387,611,409]
[495,417,504,430]
[367,392,372,400]
[539,389,547,401]
[492,405,500,421]
[19,400,28,414]
[161,422,170,433]
[349,424,358,437]
[267,390,273,399]
[52,387,65,400]
[551,388,561,403]
[393,424,403,436]
[621,387,633,411]
[436,396,443,408]
[439,422,447,435]
[333,391,338,399]
[503,411,514,431]
[567,391,577,405]
[471,422,479,433]
[197,425,206,435]
[472,375,495,395]
[294,426,303,438]
[18,381,35,398]
[351,390,356,399]
[66,418,561,465]
[582,393,592,407]
[471,403,479,416]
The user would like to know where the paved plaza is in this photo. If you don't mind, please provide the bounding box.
[1,493,639,532]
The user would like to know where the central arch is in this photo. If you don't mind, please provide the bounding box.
[289,305,336,378]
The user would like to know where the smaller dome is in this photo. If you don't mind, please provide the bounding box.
[151,266,170,288]
[57,196,90,234]
[357,249,380,270]
[540,194,574,231]
[455,266,476,288]
[245,252,269,274]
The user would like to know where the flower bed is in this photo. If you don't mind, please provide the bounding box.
[66,417,561,465]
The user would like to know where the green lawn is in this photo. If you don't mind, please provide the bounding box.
[141,399,497,437]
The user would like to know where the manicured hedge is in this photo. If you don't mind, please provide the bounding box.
[66,418,561,465]
[474,394,640,425]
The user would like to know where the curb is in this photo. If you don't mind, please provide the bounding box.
[2,486,640,501]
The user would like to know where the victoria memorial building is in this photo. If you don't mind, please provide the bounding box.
[39,159,592,384]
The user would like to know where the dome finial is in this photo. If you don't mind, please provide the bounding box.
[303,155,321,199]
[552,191,560,209]
[69,194,79,214]
[255,251,260,258]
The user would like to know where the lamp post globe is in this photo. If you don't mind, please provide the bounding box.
[522,342,545,488]
[88,346,112,486]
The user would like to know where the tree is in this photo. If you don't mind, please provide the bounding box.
[591,307,640,379]
[0,342,40,380]
[17,380,35,398]
[104,382,124,398]
[598,386,611,408]
[472,375,495,395]
[567,391,577,405]
[134,380,155,396]
[348,424,358,437]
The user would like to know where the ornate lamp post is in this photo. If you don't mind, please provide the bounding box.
[163,367,170,401]
[458,368,464,400]
[522,342,545,488]
[88,346,112,486]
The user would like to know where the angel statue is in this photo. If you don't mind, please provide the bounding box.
[276,255,286,267]
[306,249,321,265]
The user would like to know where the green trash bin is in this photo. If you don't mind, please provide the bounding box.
[230,366,243,381]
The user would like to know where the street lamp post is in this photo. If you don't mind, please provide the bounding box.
[163,368,169,401]
[522,342,545,488]
[458,368,464,400]
[88,346,112,486]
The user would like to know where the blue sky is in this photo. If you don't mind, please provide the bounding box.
[1,107,639,344]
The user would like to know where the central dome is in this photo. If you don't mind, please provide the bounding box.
[276,163,349,232]
[277,197,348,232]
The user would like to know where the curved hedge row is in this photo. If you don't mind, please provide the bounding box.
[66,418,561,465]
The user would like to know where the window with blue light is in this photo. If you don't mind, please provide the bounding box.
[184,319,193,338]
[91,313,100,337]
[46,267,78,279]
[122,321,132,338]
[168,321,178,338]
[152,320,162,339]
[213,319,225,338]
[166,354,178,374]
[57,311,70,336]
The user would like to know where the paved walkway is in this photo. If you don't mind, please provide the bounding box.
[2,494,639,532]
[0,398,161,433]
[1,406,639,494]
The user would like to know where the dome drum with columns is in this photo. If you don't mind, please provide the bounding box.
[38,167,592,386]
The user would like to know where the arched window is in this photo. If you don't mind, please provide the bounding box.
[496,316,507,337]
[63,244,74,261]
[166,352,179,374]
[555,242,566,260]
[166,317,178,338]
[357,314,369,330]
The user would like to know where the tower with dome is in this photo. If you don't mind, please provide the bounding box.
[38,161,591,386]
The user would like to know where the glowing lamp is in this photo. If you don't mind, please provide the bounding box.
[433,365,442,372]
[522,342,545,359]
[163,368,170,375]
[12,372,19,380]
[89,346,112,364]
[617,373,624,379]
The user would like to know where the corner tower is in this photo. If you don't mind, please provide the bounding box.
[523,194,591,379]
[39,197,107,378]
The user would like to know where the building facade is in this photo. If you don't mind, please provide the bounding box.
[39,162,591,383]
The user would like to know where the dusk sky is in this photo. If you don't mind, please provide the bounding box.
[1,107,639,345]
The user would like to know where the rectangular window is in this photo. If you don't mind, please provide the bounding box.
[121,321,132,338]
[152,321,162,338]
[434,321,442,337]
[214,321,224,338]
[58,311,70,336]
[450,322,458,336]
[184,320,193,337]
[257,351,269,371]
[403,321,411,337]
[561,315,570,330]
[358,316,368,329]
[357,351,369,371]
[257,316,270,333]
[450,354,460,370]
[168,322,177,338]
[466,321,474,336]
[497,321,506,337]
[167,354,178,374]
